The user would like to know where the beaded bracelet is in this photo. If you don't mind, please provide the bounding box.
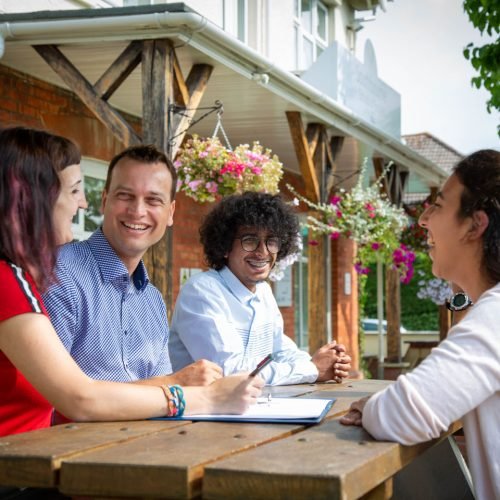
[169,385,186,417]
[159,384,186,417]
[159,385,178,417]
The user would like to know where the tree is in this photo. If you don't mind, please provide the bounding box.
[463,0,500,135]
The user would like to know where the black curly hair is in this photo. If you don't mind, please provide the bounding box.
[200,192,300,270]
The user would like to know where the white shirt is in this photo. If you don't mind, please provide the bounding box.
[363,282,500,500]
[169,267,318,385]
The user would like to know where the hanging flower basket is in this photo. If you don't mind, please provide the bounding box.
[288,159,415,283]
[174,135,283,203]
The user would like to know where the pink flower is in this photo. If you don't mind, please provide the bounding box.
[245,151,264,161]
[174,160,182,168]
[221,160,246,178]
[354,262,370,275]
[251,167,262,175]
[308,240,319,246]
[188,180,203,191]
[205,181,218,193]
[336,210,343,218]
[199,151,208,158]
[329,195,341,206]
[371,242,380,250]
[330,232,340,240]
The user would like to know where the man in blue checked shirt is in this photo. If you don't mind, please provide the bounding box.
[168,192,351,385]
[43,145,222,388]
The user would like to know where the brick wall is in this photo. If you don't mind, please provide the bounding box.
[0,64,139,161]
[332,237,360,373]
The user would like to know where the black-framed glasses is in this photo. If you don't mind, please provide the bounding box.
[236,236,282,254]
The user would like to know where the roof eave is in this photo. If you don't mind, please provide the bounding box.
[0,7,447,186]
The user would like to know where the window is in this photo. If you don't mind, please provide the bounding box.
[72,158,108,241]
[237,0,247,43]
[294,0,328,70]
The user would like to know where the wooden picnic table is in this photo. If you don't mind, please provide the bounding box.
[0,379,462,499]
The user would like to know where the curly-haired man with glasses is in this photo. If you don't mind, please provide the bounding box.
[169,192,351,385]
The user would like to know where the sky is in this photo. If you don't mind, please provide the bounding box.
[356,0,499,156]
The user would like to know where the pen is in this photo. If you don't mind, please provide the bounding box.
[249,353,274,377]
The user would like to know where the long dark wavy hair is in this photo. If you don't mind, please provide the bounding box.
[0,127,80,290]
[453,149,500,283]
[200,191,300,270]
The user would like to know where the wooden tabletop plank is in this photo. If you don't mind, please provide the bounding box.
[300,379,393,417]
[59,420,304,499]
[203,418,457,500]
[58,380,391,498]
[0,420,185,488]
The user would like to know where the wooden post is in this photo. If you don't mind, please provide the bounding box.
[374,157,408,365]
[141,39,174,314]
[308,229,328,352]
[439,304,451,341]
[385,267,401,361]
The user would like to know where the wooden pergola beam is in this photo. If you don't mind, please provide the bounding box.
[172,51,190,108]
[170,63,213,159]
[286,111,320,203]
[94,40,142,101]
[306,123,321,159]
[34,44,141,147]
[141,39,171,150]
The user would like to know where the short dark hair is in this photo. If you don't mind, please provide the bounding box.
[0,127,79,290]
[105,145,177,200]
[200,191,300,270]
[453,149,500,283]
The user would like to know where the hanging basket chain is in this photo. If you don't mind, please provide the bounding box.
[168,100,224,145]
[211,103,233,151]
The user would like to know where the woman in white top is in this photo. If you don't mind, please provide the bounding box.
[341,149,500,500]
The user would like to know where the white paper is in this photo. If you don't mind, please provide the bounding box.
[184,397,332,420]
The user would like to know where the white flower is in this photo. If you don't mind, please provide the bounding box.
[269,233,302,282]
[416,277,452,305]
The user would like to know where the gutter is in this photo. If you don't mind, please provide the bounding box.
[0,9,447,185]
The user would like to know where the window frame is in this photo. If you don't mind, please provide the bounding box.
[72,158,108,242]
[293,0,329,70]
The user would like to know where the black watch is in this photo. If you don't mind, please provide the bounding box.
[446,292,473,311]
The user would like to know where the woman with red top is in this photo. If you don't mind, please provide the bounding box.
[0,127,263,437]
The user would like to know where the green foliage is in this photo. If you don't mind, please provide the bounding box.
[463,0,500,135]
[362,253,439,331]
[83,177,105,232]
[357,274,372,378]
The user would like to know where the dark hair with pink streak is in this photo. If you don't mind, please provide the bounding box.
[0,127,80,290]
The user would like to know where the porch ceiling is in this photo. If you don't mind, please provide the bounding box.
[1,39,318,176]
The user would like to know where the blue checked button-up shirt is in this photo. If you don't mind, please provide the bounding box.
[43,229,172,382]
[168,266,318,385]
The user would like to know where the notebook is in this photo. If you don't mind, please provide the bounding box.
[156,397,335,424]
